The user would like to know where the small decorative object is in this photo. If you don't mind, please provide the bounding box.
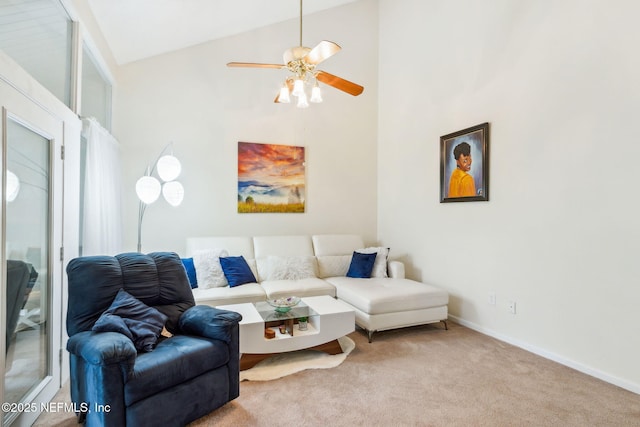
[440,122,489,203]
[279,324,287,334]
[267,296,301,313]
[298,316,308,331]
[264,328,276,339]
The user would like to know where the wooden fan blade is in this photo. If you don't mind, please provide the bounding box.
[316,71,364,96]
[227,62,285,69]
[303,40,341,65]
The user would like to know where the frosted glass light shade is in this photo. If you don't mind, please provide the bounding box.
[297,92,309,108]
[6,170,20,202]
[278,85,291,103]
[156,155,182,182]
[162,181,184,207]
[136,175,161,204]
[310,85,322,103]
[292,78,305,97]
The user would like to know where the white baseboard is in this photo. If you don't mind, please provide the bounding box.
[448,315,640,396]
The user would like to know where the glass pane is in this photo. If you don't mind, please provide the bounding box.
[4,118,50,414]
[0,0,73,106]
[81,43,112,129]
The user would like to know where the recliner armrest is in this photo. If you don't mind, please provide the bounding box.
[67,331,137,367]
[179,305,242,343]
[388,260,406,279]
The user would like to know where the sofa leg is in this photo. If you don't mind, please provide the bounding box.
[367,330,375,343]
[442,320,448,330]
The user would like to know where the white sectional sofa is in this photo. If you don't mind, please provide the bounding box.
[184,234,448,342]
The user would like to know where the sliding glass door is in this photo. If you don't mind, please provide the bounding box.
[1,86,64,426]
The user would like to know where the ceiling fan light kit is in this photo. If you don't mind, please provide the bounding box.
[227,0,364,108]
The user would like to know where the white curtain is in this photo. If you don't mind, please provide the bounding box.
[81,117,123,255]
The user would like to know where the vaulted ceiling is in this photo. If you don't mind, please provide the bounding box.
[86,0,360,65]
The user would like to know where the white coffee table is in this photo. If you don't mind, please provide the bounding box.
[218,295,355,370]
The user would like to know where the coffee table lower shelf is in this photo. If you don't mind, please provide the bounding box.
[240,338,344,370]
[218,296,355,371]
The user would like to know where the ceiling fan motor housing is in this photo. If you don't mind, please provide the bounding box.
[284,47,315,78]
[283,46,311,63]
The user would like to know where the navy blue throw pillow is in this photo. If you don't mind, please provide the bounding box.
[346,251,377,278]
[181,257,198,288]
[92,289,167,352]
[219,256,257,287]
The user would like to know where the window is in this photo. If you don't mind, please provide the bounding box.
[0,0,73,106]
[81,42,112,129]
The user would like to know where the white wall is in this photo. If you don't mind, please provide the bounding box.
[113,1,379,254]
[378,0,640,392]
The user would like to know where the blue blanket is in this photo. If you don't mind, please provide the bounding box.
[93,288,168,352]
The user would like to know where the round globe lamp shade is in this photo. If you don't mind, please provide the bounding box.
[162,181,184,207]
[136,176,161,204]
[156,155,182,182]
[6,170,20,202]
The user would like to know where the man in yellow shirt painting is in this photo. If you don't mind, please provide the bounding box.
[448,142,476,197]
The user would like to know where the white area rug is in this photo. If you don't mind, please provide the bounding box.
[240,336,355,381]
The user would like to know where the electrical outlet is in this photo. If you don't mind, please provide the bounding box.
[508,301,516,314]
[488,293,496,305]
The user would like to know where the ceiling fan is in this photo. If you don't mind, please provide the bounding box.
[227,0,364,107]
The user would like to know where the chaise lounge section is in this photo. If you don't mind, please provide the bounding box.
[184,234,448,342]
[312,235,449,342]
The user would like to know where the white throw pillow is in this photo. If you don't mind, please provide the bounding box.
[265,256,318,280]
[317,255,352,278]
[192,248,229,288]
[356,247,390,278]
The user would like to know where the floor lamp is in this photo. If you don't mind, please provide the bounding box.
[136,143,184,252]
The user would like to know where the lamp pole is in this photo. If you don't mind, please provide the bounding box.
[137,201,147,253]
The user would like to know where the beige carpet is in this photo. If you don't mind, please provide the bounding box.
[35,322,640,426]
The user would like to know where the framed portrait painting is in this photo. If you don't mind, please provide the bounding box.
[440,122,489,203]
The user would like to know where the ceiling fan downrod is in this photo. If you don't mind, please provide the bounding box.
[299,0,303,47]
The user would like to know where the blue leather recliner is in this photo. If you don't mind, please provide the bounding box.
[66,252,242,426]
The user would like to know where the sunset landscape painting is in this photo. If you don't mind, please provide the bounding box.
[237,142,305,213]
